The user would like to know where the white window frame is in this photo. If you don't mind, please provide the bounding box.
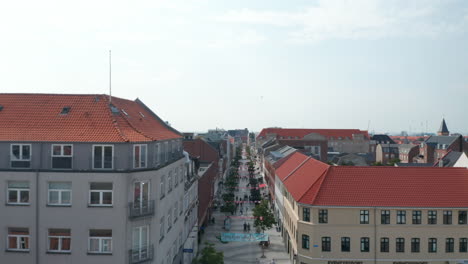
[167,211,172,231]
[51,144,73,169]
[173,205,178,223]
[10,144,32,168]
[133,181,150,210]
[168,172,173,192]
[133,144,147,169]
[132,226,149,261]
[7,181,30,205]
[92,145,114,170]
[160,175,166,198]
[47,230,71,253]
[88,231,112,254]
[7,229,30,251]
[47,182,72,206]
[89,183,113,206]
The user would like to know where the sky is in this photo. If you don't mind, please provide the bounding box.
[0,0,467,134]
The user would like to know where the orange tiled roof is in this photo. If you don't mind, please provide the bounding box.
[257,128,368,140]
[276,152,468,207]
[0,94,181,142]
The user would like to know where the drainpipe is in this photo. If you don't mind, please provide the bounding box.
[36,169,40,264]
[374,207,377,264]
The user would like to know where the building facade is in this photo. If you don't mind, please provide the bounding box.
[0,94,189,264]
[274,151,468,264]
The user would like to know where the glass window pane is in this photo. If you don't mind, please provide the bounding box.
[104,146,113,168]
[9,181,29,188]
[49,237,59,250]
[49,182,71,189]
[89,238,100,251]
[61,191,71,204]
[62,238,71,250]
[8,190,18,203]
[91,182,112,190]
[8,236,17,249]
[12,145,20,159]
[102,192,112,204]
[63,146,72,156]
[49,191,59,204]
[22,145,30,159]
[20,190,29,203]
[53,145,62,155]
[94,146,102,168]
[141,145,146,166]
[90,192,100,204]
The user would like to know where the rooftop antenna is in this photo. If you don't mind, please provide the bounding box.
[109,50,112,104]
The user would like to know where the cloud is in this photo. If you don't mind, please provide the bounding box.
[217,0,468,43]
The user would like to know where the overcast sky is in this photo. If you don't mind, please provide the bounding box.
[1,0,467,134]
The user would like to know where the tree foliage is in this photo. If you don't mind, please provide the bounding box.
[193,243,224,264]
[253,200,276,232]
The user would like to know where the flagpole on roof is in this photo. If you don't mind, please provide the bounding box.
[109,50,112,104]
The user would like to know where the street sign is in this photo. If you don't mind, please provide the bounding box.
[183,248,194,253]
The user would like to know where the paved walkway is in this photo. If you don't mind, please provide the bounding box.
[200,145,291,264]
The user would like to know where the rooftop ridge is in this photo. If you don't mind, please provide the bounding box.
[101,95,130,142]
[283,155,311,181]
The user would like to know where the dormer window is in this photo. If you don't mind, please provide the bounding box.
[60,107,71,115]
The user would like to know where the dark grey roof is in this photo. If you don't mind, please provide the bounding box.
[371,135,396,144]
[438,118,449,133]
[440,151,463,167]
[395,163,433,167]
[425,135,459,146]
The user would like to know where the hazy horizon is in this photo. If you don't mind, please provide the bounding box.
[1,0,467,134]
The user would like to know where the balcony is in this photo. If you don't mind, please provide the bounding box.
[128,200,155,219]
[129,244,154,264]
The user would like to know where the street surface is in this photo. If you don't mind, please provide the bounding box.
[200,145,291,264]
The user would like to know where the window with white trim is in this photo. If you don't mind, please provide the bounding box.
[167,210,172,231]
[7,228,29,251]
[51,144,73,169]
[48,182,71,206]
[173,205,177,223]
[160,175,166,199]
[179,197,183,215]
[7,181,30,205]
[168,172,173,192]
[88,229,112,254]
[93,145,113,169]
[133,144,147,169]
[89,182,113,206]
[48,229,71,253]
[10,144,31,168]
[174,171,179,187]
[164,142,169,162]
[180,166,184,183]
[155,143,160,166]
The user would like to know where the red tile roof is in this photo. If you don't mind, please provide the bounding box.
[257,128,368,140]
[275,152,309,181]
[276,153,468,207]
[0,94,181,142]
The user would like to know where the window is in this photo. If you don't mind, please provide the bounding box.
[164,142,169,162]
[412,210,422,224]
[319,209,328,223]
[93,145,113,169]
[155,144,160,165]
[302,235,310,249]
[133,145,147,169]
[341,237,350,252]
[160,175,166,199]
[396,238,405,252]
[322,237,331,252]
[428,238,437,253]
[173,206,177,223]
[443,210,452,224]
[7,181,30,205]
[160,217,165,240]
[133,181,150,211]
[174,172,178,187]
[360,210,369,224]
[428,210,437,224]
[397,210,406,224]
[361,237,369,252]
[459,211,467,224]
[303,208,310,222]
[381,210,390,224]
[460,238,467,253]
[411,238,420,253]
[48,229,71,253]
[51,145,72,169]
[380,238,389,252]
[446,238,454,253]
[132,226,149,262]
[167,210,172,231]
[179,197,183,215]
[89,230,112,254]
[180,167,184,183]
[89,183,113,206]
[7,228,29,251]
[11,144,31,168]
[168,172,173,192]
[48,182,71,206]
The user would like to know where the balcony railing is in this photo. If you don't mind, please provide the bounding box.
[129,244,154,264]
[128,200,155,219]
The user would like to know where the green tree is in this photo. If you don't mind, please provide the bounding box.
[253,200,276,233]
[388,158,401,166]
[193,243,224,264]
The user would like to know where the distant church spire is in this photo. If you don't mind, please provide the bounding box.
[437,118,449,136]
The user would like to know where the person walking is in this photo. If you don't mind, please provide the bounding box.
[247,223,251,232]
[243,222,247,232]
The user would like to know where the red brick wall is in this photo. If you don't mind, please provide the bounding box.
[197,163,216,226]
